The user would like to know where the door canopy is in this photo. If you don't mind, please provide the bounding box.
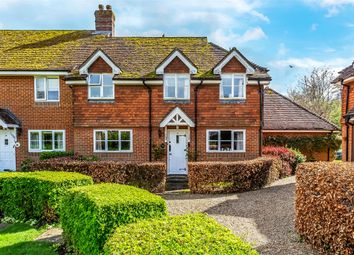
[160,107,195,127]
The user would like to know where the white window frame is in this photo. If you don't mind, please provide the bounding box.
[93,129,133,153]
[206,129,246,153]
[28,130,66,152]
[220,73,246,100]
[34,76,60,102]
[88,73,115,100]
[163,73,190,100]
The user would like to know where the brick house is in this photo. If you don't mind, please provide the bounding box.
[333,61,354,161]
[263,88,339,161]
[0,5,271,173]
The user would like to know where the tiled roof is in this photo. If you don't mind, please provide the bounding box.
[0,30,270,79]
[0,108,21,126]
[264,88,339,131]
[333,62,354,83]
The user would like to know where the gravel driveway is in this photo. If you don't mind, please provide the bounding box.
[161,176,317,255]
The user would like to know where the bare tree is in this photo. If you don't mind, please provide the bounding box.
[288,67,340,123]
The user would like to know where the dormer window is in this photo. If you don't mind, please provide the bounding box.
[88,74,114,99]
[164,74,190,100]
[220,74,246,99]
[35,77,60,102]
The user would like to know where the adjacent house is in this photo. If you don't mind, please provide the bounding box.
[333,61,354,161]
[263,88,339,161]
[0,5,271,172]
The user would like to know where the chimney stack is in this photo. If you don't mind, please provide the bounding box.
[95,4,115,36]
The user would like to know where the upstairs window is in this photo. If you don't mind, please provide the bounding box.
[88,74,114,99]
[164,74,190,100]
[220,74,246,99]
[207,130,245,152]
[35,77,60,101]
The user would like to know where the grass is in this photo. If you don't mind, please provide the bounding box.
[0,223,56,255]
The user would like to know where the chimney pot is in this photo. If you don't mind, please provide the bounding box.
[98,4,104,10]
[106,5,112,10]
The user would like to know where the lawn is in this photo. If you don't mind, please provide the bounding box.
[0,223,56,255]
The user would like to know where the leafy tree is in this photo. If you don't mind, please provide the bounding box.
[288,67,340,126]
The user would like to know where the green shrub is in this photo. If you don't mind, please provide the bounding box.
[188,157,281,194]
[20,158,34,172]
[0,171,93,223]
[30,160,166,193]
[288,148,306,166]
[39,151,74,160]
[61,183,167,255]
[104,213,259,255]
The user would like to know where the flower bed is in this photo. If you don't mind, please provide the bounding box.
[295,162,354,255]
[188,157,282,194]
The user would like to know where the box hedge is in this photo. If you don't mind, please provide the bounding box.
[30,159,166,193]
[61,183,167,255]
[104,213,259,255]
[262,146,300,176]
[296,162,354,255]
[0,171,93,223]
[188,157,281,193]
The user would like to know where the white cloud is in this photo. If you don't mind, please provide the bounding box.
[211,27,267,47]
[310,23,318,31]
[269,57,351,72]
[277,43,288,56]
[304,0,354,17]
[325,7,339,17]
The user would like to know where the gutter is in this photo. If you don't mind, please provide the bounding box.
[143,79,153,162]
[194,79,204,161]
[258,79,264,157]
[343,79,350,161]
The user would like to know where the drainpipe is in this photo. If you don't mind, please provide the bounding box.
[343,79,350,161]
[194,79,204,161]
[327,131,333,161]
[143,79,152,162]
[258,80,264,157]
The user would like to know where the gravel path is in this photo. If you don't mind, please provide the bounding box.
[162,176,318,255]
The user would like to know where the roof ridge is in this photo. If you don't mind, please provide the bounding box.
[266,88,339,130]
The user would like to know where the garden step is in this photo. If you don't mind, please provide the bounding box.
[166,175,188,191]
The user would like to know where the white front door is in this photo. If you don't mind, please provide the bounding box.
[0,129,16,171]
[167,129,188,175]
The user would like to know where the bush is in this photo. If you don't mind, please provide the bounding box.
[188,157,281,194]
[295,162,354,255]
[0,171,93,223]
[39,151,74,160]
[61,183,167,255]
[288,148,306,165]
[29,159,166,193]
[262,146,298,176]
[104,213,259,255]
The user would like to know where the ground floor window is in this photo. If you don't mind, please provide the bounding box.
[28,130,65,152]
[94,130,132,152]
[207,130,246,152]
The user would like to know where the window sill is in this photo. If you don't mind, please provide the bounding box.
[219,99,246,104]
[88,99,116,104]
[206,151,246,153]
[93,151,133,153]
[34,101,60,106]
[164,99,190,104]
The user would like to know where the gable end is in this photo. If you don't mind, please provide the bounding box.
[79,49,121,75]
[156,49,197,75]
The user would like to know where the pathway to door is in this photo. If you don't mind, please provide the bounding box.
[162,176,318,255]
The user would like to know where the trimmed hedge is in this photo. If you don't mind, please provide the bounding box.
[296,162,354,255]
[104,213,259,255]
[39,151,74,160]
[0,171,93,223]
[61,183,167,255]
[188,157,282,194]
[262,146,299,176]
[30,159,166,193]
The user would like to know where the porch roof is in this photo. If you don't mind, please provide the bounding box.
[0,109,21,128]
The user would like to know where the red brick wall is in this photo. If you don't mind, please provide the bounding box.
[0,76,73,169]
[222,57,246,73]
[88,57,112,73]
[164,57,189,73]
[263,132,333,161]
[341,81,354,161]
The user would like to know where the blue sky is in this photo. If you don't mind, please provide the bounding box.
[1,0,354,94]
